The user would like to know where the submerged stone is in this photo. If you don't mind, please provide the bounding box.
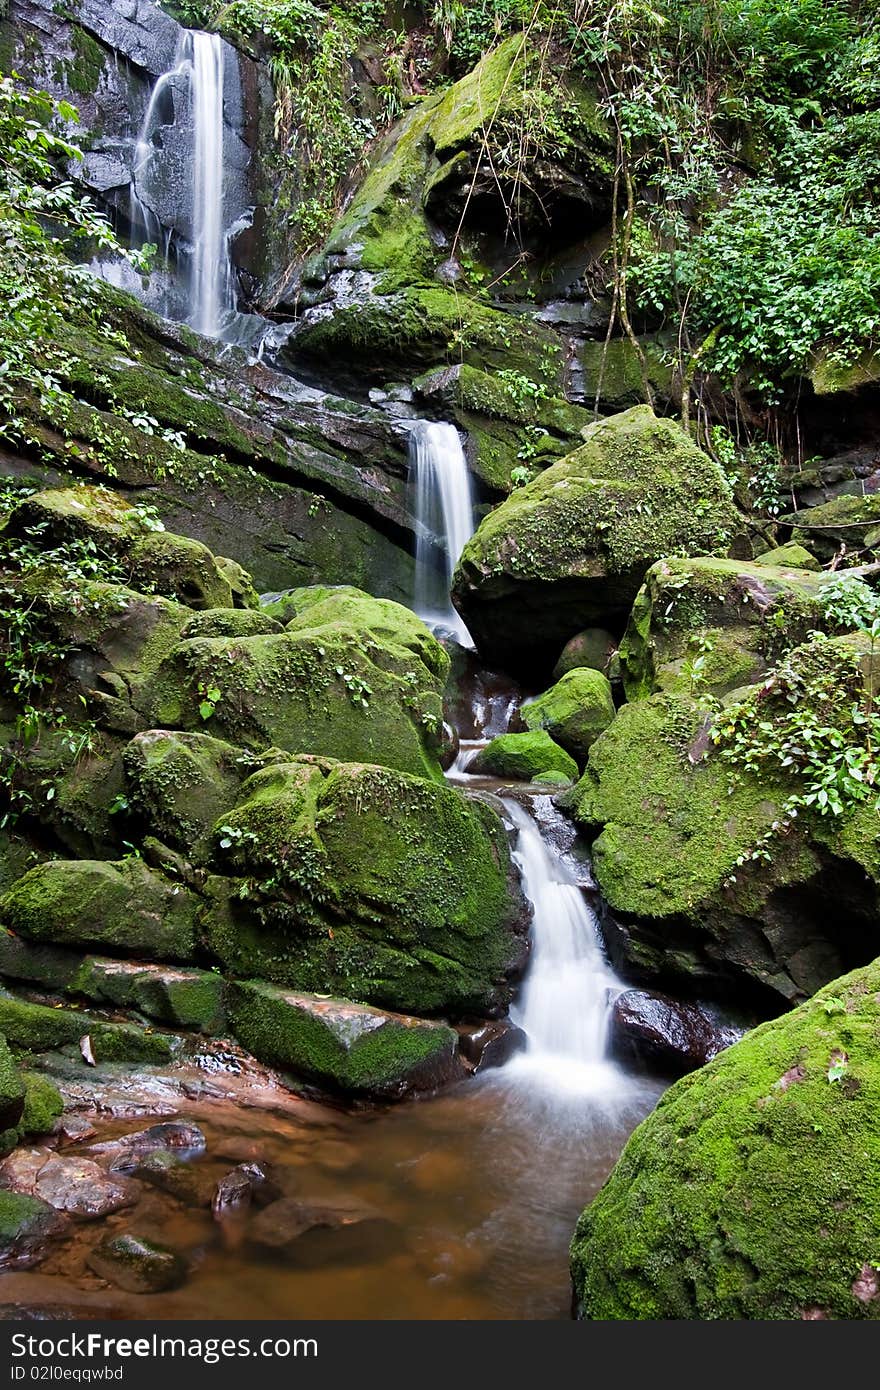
[87,1234,187,1294]
[0,1190,65,1270]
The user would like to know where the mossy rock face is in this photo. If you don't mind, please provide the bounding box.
[784,494,880,562]
[179,609,283,640]
[1,569,190,733]
[0,859,198,962]
[205,758,529,1018]
[0,1036,25,1131]
[143,586,449,780]
[227,981,462,1100]
[17,1073,63,1140]
[452,407,739,675]
[563,644,880,1002]
[122,729,250,865]
[73,959,226,1034]
[522,668,615,763]
[3,487,234,610]
[470,731,579,783]
[290,36,610,391]
[572,960,880,1319]
[578,337,676,412]
[552,628,617,680]
[618,556,830,702]
[87,1234,186,1293]
[0,992,177,1064]
[754,543,820,571]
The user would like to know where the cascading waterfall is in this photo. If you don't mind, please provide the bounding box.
[131,30,235,338]
[503,799,624,1095]
[409,421,475,644]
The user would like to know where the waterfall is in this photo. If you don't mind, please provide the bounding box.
[189,32,229,337]
[503,799,623,1095]
[409,421,475,644]
[131,30,235,338]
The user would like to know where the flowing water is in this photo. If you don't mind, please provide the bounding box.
[410,421,475,644]
[130,30,237,337]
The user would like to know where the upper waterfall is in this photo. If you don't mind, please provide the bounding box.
[131,29,239,338]
[409,421,475,646]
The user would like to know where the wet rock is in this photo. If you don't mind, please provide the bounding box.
[0,1191,66,1270]
[552,629,618,681]
[87,1234,187,1294]
[609,991,743,1076]
[227,982,464,1101]
[212,1163,279,1219]
[105,1120,206,1173]
[458,1021,526,1073]
[0,1149,135,1221]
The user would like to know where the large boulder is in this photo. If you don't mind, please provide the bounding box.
[452,407,739,676]
[3,487,235,610]
[563,634,880,1004]
[0,858,198,962]
[143,586,449,780]
[122,729,249,865]
[572,961,880,1319]
[522,668,615,763]
[618,555,831,701]
[227,982,462,1101]
[204,758,529,1017]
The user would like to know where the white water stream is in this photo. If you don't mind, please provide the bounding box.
[409,421,475,644]
[132,30,235,338]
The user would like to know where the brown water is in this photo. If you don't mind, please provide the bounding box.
[0,1057,662,1320]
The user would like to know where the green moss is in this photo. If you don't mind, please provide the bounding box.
[453,406,739,671]
[572,960,880,1319]
[143,587,449,780]
[179,610,283,639]
[754,543,820,571]
[122,729,249,864]
[0,1034,24,1129]
[471,730,579,782]
[0,858,198,961]
[204,758,526,1017]
[226,980,458,1098]
[73,959,226,1034]
[579,338,675,411]
[0,993,176,1063]
[0,1190,58,1251]
[810,347,880,395]
[66,25,107,96]
[17,1071,63,1137]
[522,668,615,764]
[618,556,829,702]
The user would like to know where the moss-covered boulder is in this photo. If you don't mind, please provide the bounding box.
[784,493,880,563]
[0,859,198,962]
[3,487,235,610]
[470,731,579,783]
[144,586,449,780]
[452,407,739,675]
[204,758,529,1017]
[0,1189,64,1269]
[563,635,880,1002]
[73,960,226,1034]
[572,961,880,1319]
[618,556,830,702]
[754,542,820,571]
[552,628,618,680]
[227,981,462,1100]
[0,1037,24,1131]
[122,729,250,865]
[522,668,615,763]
